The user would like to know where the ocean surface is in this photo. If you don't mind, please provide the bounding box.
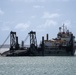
[0,56,76,75]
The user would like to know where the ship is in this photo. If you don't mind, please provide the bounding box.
[1,24,75,56]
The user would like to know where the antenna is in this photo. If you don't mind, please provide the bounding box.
[63,24,65,32]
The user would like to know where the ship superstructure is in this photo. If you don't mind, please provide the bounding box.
[44,24,75,55]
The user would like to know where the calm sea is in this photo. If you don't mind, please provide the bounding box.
[0,56,76,75]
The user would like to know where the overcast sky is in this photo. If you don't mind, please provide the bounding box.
[0,0,76,45]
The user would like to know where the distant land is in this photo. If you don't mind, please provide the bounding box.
[0,44,10,48]
[0,44,30,48]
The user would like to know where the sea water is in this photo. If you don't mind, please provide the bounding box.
[0,56,76,75]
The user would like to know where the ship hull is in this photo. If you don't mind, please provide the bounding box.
[2,47,75,56]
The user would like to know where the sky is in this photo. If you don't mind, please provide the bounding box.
[0,0,76,45]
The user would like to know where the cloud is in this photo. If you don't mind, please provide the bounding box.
[16,10,24,14]
[44,20,57,27]
[10,0,69,2]
[55,0,69,2]
[35,20,57,32]
[31,15,36,19]
[33,5,44,8]
[0,9,4,15]
[0,26,10,31]
[0,21,14,31]
[3,21,15,26]
[10,0,46,3]
[15,23,30,31]
[51,0,69,2]
[0,20,2,23]
[42,12,60,19]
